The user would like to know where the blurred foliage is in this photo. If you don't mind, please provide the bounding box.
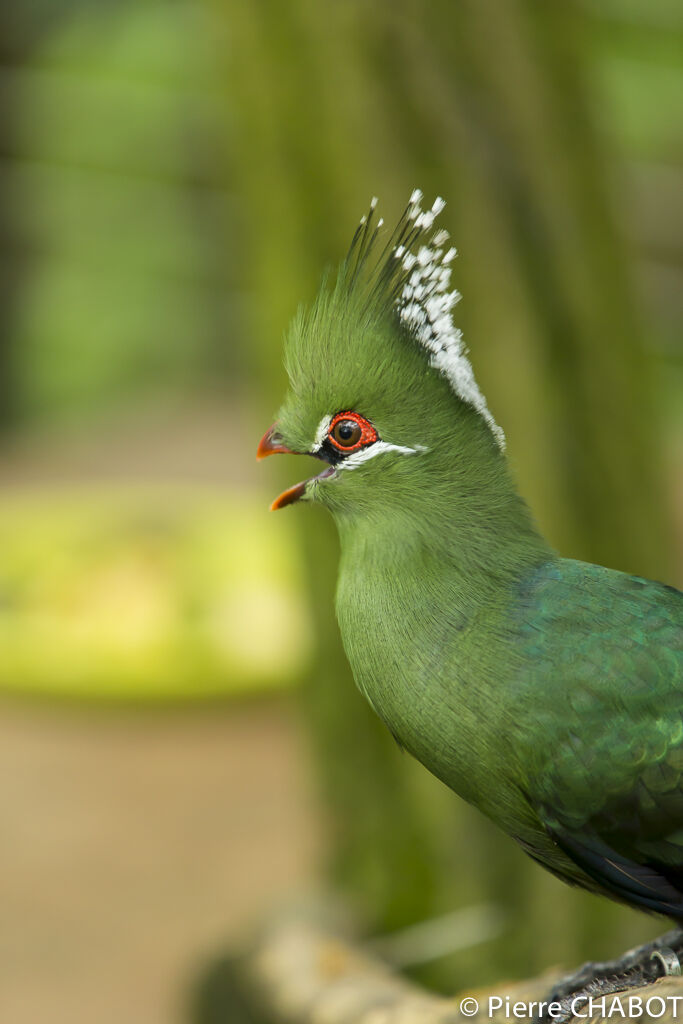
[0,0,681,1003]
[1,1,240,425]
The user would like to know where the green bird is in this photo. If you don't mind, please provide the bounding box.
[257,191,683,1009]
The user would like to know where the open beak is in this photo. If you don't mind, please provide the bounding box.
[257,423,335,510]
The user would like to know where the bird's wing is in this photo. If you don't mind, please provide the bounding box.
[514,559,683,915]
[543,818,683,918]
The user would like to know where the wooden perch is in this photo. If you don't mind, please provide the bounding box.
[239,916,683,1024]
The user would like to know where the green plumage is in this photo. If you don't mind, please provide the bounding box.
[263,193,683,924]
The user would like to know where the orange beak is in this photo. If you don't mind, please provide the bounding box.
[270,480,308,510]
[256,424,292,459]
[257,424,310,510]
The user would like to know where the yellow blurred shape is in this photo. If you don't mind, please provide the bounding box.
[207,581,309,678]
[0,487,313,701]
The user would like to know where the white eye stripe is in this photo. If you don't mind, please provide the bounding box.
[311,414,427,466]
[341,441,428,470]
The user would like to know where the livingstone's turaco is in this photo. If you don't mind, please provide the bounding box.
[257,191,683,1014]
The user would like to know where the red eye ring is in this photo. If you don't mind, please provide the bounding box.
[328,411,378,453]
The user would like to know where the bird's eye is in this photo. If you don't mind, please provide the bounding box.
[332,419,361,447]
[328,411,378,453]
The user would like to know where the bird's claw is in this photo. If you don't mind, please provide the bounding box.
[536,935,683,1023]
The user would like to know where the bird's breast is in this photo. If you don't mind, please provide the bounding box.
[334,557,524,820]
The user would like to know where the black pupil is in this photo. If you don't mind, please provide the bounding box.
[334,420,361,447]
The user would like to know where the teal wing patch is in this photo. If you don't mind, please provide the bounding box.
[513,560,683,915]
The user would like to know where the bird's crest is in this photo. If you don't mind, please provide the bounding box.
[341,190,505,449]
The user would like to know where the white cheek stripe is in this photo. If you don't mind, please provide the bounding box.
[341,441,428,470]
[312,414,332,453]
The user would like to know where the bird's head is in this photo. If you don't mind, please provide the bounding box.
[258,191,506,524]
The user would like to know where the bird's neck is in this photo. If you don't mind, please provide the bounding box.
[332,461,554,803]
[335,460,553,599]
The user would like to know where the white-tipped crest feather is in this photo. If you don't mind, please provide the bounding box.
[343,192,505,449]
[396,193,505,449]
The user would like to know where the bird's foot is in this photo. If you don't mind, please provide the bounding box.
[538,929,683,1023]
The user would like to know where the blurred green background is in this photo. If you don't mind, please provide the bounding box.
[0,1,681,1023]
